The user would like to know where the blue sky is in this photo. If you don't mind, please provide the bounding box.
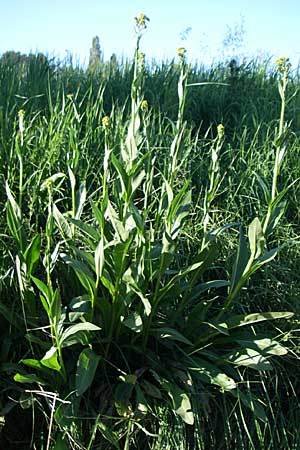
[1,0,300,67]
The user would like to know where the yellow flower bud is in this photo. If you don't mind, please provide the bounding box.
[177,47,186,59]
[138,52,145,70]
[102,115,110,130]
[141,100,148,111]
[217,124,225,140]
[18,109,25,137]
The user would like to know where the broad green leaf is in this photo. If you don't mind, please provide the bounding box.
[136,290,151,316]
[237,338,288,356]
[131,169,146,195]
[227,348,272,370]
[40,173,65,191]
[50,288,62,325]
[53,204,72,240]
[76,348,101,396]
[60,254,96,295]
[24,234,41,275]
[111,152,130,198]
[105,201,128,241]
[31,276,50,302]
[248,217,264,259]
[158,260,205,302]
[95,238,104,280]
[75,181,87,219]
[68,166,76,193]
[5,183,27,252]
[122,267,151,316]
[207,222,239,241]
[69,295,91,322]
[252,248,277,269]
[41,347,61,371]
[124,114,140,166]
[265,200,287,235]
[188,280,230,301]
[230,228,248,292]
[114,240,132,275]
[151,327,192,345]
[218,311,294,330]
[204,320,229,335]
[123,312,143,333]
[60,322,101,347]
[164,382,194,425]
[21,359,49,372]
[253,172,270,203]
[68,218,100,241]
[188,357,236,391]
[100,271,115,296]
[14,373,46,385]
[119,374,137,385]
[130,204,143,231]
[169,187,191,240]
[5,181,21,219]
[175,392,194,425]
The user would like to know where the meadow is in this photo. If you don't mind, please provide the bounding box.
[1,14,300,449]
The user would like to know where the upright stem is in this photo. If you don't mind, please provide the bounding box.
[263,58,290,235]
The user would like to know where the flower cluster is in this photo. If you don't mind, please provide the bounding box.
[137,52,145,71]
[134,13,150,32]
[275,57,291,76]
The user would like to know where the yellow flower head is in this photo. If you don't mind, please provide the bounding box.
[18,109,25,118]
[275,57,291,75]
[102,115,110,130]
[177,47,186,59]
[134,13,150,31]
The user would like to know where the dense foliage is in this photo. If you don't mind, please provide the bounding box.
[1,16,300,450]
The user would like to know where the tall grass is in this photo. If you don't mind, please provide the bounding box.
[1,15,300,450]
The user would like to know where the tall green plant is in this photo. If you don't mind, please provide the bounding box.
[1,17,298,450]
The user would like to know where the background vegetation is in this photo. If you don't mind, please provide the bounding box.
[0,15,300,450]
